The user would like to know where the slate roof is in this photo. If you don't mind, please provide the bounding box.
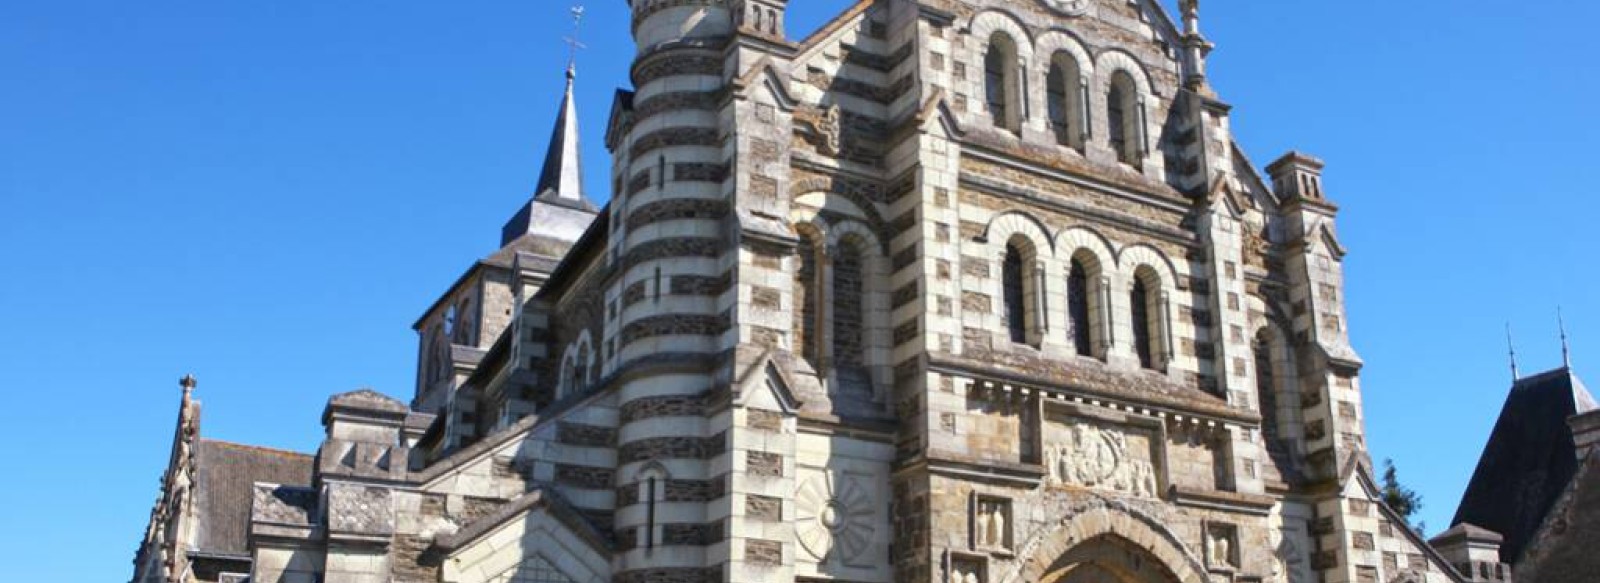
[1515,448,1600,580]
[1451,367,1597,563]
[194,440,314,556]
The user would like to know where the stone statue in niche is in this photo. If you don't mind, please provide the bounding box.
[1046,424,1159,498]
[951,557,985,583]
[1207,525,1237,569]
[975,499,1009,550]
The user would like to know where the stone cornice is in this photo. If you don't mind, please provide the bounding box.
[928,353,1259,426]
[1168,485,1276,516]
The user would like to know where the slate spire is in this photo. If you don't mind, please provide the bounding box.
[532,65,585,204]
[498,9,598,248]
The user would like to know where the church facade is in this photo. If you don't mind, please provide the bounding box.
[132,1,1482,582]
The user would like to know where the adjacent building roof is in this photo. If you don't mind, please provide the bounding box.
[1451,367,1597,563]
[1515,447,1600,580]
[193,440,314,556]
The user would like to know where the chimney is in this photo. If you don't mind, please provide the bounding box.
[1430,523,1512,583]
[1266,151,1327,202]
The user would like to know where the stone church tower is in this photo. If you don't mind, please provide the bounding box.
[134,1,1476,583]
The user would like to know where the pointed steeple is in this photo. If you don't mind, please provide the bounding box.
[533,65,585,204]
[499,21,598,248]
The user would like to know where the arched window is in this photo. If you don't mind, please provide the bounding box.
[453,299,475,346]
[1130,278,1153,368]
[1047,53,1086,151]
[1002,243,1033,345]
[558,353,577,399]
[1107,71,1144,166]
[1130,267,1165,370]
[575,342,592,392]
[425,332,445,384]
[1067,257,1093,357]
[831,239,870,394]
[793,230,822,369]
[1254,331,1281,443]
[985,33,1022,133]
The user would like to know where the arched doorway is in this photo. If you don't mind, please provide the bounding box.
[1040,535,1181,583]
[1000,503,1205,583]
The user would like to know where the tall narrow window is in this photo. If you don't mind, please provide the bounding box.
[985,33,1020,133]
[1254,332,1280,443]
[425,333,445,384]
[1108,72,1141,166]
[832,240,869,394]
[1003,244,1028,344]
[1068,258,1093,356]
[1047,54,1083,150]
[793,231,821,368]
[1131,277,1155,369]
[453,299,475,346]
[645,476,657,549]
[559,355,576,398]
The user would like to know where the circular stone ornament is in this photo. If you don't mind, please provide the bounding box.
[795,474,876,565]
[1042,0,1091,17]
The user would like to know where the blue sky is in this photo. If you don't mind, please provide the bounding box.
[2,1,1596,580]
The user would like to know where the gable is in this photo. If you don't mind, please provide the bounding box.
[440,493,610,583]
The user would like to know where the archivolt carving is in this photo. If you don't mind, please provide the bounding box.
[999,498,1207,583]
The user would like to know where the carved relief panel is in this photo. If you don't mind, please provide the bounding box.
[1041,405,1165,499]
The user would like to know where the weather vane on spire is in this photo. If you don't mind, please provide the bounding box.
[563,5,587,77]
[1560,307,1574,369]
[1508,323,1521,382]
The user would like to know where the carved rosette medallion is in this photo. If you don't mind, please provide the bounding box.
[796,473,875,565]
[1041,0,1091,17]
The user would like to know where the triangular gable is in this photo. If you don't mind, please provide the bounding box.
[1344,464,1469,582]
[1205,175,1247,220]
[1319,224,1348,260]
[437,490,611,583]
[1229,140,1279,210]
[794,0,879,63]
[733,350,804,414]
[904,88,963,140]
[733,56,798,112]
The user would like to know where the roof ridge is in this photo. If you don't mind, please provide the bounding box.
[198,439,313,459]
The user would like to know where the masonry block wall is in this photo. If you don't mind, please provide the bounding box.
[215,3,1475,583]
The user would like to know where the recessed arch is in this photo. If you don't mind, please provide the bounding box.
[1035,30,1094,150]
[1001,502,1206,583]
[788,185,892,256]
[983,211,1056,256]
[966,9,1036,47]
[969,10,1033,134]
[1093,49,1157,98]
[1115,244,1180,289]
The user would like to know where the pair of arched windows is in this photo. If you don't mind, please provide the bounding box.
[999,242,1166,371]
[985,33,1148,166]
[557,339,594,399]
[792,231,871,395]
